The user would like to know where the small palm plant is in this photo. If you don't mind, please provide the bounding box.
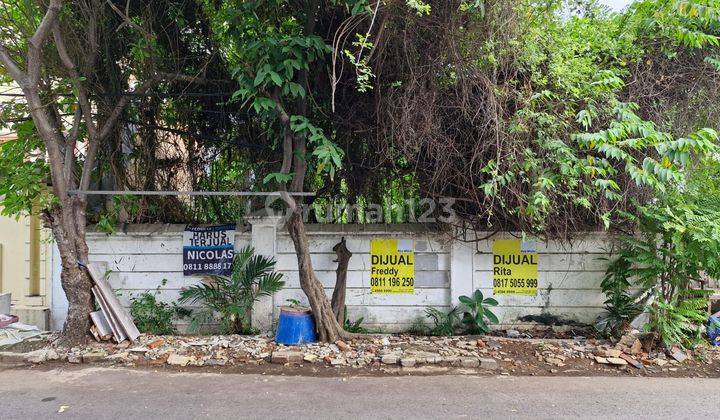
[179,246,284,334]
[459,290,499,335]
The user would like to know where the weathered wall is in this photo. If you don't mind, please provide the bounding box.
[52,220,614,332]
[274,224,451,332]
[471,234,612,328]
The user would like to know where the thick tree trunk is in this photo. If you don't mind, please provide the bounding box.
[331,237,352,324]
[286,208,346,342]
[45,203,94,345]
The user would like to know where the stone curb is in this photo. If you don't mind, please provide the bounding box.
[0,351,27,364]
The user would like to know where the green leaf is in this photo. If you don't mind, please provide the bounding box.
[483,297,498,306]
[473,289,484,302]
[253,70,266,87]
[484,308,499,324]
[269,71,283,87]
[458,295,474,306]
[262,172,294,184]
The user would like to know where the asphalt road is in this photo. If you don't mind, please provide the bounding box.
[0,366,716,419]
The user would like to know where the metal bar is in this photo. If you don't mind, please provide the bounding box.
[67,190,314,197]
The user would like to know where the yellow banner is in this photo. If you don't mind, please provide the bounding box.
[370,239,414,294]
[492,239,538,296]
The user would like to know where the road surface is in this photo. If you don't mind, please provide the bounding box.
[0,366,716,419]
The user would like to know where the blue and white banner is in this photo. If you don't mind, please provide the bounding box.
[183,224,235,276]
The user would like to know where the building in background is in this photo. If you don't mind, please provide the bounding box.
[0,134,52,329]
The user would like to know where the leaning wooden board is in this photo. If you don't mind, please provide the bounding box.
[91,287,126,343]
[87,262,140,342]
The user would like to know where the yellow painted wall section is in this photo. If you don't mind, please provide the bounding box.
[0,213,49,306]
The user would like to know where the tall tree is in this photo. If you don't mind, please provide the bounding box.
[0,0,188,343]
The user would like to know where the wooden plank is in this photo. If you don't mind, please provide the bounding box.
[88,263,140,342]
[90,310,113,339]
[92,287,126,343]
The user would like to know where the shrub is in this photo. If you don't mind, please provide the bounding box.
[599,255,643,337]
[341,306,367,333]
[406,317,429,336]
[178,246,284,334]
[458,290,498,334]
[129,280,189,335]
[424,307,459,336]
[646,291,712,349]
[603,160,720,348]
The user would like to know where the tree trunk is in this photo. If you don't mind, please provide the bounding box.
[331,237,352,324]
[45,202,94,345]
[286,208,346,342]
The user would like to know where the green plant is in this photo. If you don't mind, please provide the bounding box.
[343,307,367,333]
[599,255,643,337]
[285,298,303,308]
[605,159,720,347]
[646,290,711,349]
[424,307,459,336]
[129,280,190,335]
[178,246,284,334]
[458,290,499,334]
[96,196,141,234]
[406,317,429,336]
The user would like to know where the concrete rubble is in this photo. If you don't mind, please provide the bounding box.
[1,329,717,376]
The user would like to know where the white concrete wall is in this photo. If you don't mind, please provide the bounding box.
[274,224,451,332]
[471,233,614,327]
[82,224,251,330]
[51,222,614,332]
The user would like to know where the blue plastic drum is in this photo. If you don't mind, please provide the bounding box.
[275,307,317,345]
[707,315,720,346]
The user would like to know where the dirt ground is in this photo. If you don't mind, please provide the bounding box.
[5,331,719,378]
[132,339,720,378]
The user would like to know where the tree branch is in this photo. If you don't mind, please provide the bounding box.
[289,0,321,193]
[0,1,67,199]
[64,107,82,187]
[271,92,298,211]
[27,0,63,86]
[0,45,26,84]
[53,25,98,139]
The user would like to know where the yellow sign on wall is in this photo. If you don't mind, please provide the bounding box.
[492,239,538,296]
[370,239,414,294]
